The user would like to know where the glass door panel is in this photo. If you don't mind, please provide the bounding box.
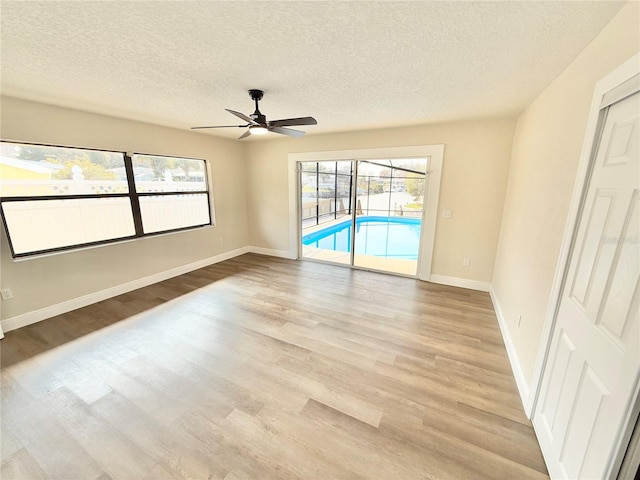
[352,159,428,276]
[300,161,354,265]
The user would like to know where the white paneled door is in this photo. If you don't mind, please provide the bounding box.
[534,91,639,479]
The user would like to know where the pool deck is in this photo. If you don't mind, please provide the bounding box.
[301,214,421,276]
[301,246,418,277]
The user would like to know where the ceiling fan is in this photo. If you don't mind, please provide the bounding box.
[191,89,317,139]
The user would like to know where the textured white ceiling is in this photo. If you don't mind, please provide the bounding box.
[0,1,626,140]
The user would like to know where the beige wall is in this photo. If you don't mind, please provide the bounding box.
[244,119,516,284]
[0,96,248,321]
[492,1,640,387]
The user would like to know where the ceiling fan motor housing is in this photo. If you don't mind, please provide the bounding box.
[248,89,266,123]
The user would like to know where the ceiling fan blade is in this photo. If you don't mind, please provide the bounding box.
[270,126,306,138]
[269,116,317,127]
[238,129,251,140]
[226,109,259,125]
[191,125,248,130]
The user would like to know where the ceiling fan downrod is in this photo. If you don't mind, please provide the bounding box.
[248,89,266,122]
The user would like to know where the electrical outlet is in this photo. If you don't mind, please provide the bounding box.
[1,289,13,301]
[442,210,452,218]
[219,236,224,244]
[462,258,470,267]
[518,314,523,327]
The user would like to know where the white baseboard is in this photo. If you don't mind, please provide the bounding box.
[489,285,531,417]
[248,246,296,259]
[428,274,490,292]
[1,246,250,333]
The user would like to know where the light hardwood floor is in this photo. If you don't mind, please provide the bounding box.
[1,253,548,479]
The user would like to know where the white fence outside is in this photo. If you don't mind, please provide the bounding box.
[1,176,211,254]
[3,197,136,254]
[0,179,205,197]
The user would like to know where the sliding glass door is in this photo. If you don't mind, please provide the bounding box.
[299,157,428,276]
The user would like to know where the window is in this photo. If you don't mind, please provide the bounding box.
[0,142,212,258]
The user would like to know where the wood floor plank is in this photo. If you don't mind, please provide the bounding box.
[1,253,548,479]
[1,372,104,480]
[91,389,229,480]
[0,448,48,480]
[173,409,297,480]
[300,397,477,480]
[378,412,548,480]
[223,408,362,480]
[421,402,547,473]
[45,386,158,479]
[0,422,23,463]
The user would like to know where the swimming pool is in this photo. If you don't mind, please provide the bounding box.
[302,216,422,259]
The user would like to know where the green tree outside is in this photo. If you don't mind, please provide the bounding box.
[405,172,425,199]
[52,158,117,180]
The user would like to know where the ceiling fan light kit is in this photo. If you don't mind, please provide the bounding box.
[249,125,268,135]
[191,89,317,139]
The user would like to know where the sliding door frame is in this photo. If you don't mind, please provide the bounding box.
[288,145,444,280]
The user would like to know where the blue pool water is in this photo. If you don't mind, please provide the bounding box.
[302,216,421,260]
